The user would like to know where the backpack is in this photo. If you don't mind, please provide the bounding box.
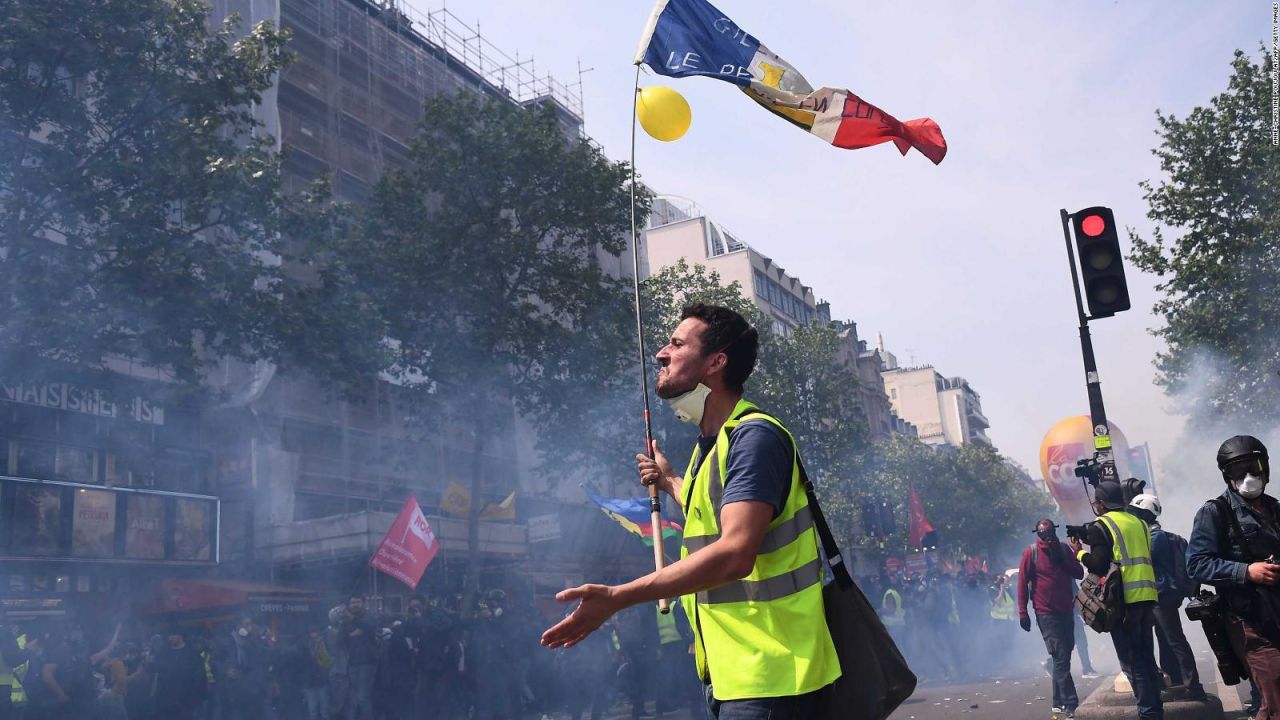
[1163,529,1194,598]
[1075,562,1125,633]
[1073,518,1126,633]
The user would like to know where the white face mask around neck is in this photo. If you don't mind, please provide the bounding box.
[666,383,711,425]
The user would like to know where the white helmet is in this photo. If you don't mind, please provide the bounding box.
[1129,493,1162,519]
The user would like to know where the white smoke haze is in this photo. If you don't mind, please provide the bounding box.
[1151,348,1280,538]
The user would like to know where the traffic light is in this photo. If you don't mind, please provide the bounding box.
[1070,206,1130,318]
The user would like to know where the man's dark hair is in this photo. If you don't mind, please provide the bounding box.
[679,303,759,392]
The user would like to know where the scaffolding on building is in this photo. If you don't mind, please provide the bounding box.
[277,0,585,200]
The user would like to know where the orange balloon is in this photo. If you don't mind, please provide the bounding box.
[1038,416,1132,524]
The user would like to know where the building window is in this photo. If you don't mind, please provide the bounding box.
[890,388,897,400]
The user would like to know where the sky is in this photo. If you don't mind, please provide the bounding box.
[404,0,1268,481]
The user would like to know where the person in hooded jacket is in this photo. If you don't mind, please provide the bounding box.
[1188,435,1280,718]
[1017,518,1085,718]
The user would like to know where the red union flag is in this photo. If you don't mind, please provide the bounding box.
[369,495,439,589]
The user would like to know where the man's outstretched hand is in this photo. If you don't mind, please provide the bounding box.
[541,583,623,649]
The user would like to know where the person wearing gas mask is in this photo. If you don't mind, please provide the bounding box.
[1067,480,1162,720]
[1017,519,1084,719]
[542,303,839,720]
[1187,435,1280,718]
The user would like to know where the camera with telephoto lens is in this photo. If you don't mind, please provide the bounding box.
[1065,524,1090,542]
[1185,590,1247,685]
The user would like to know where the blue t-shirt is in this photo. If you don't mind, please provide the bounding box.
[693,420,792,519]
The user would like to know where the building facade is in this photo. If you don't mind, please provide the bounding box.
[881,355,992,448]
[643,197,832,334]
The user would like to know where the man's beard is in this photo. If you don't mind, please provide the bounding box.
[655,367,694,399]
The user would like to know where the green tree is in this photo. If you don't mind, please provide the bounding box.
[822,436,1052,566]
[1129,48,1280,427]
[752,321,869,485]
[334,93,639,607]
[0,0,294,387]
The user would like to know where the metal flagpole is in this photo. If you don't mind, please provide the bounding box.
[629,64,670,614]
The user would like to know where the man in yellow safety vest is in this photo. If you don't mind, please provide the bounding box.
[0,617,29,720]
[543,304,840,719]
[1068,479,1162,720]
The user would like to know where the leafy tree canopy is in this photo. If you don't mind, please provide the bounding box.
[1129,48,1280,427]
[0,0,293,388]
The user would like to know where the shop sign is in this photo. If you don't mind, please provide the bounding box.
[254,602,311,613]
[527,513,561,543]
[1,381,164,425]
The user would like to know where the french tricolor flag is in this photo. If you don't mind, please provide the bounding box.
[634,0,947,164]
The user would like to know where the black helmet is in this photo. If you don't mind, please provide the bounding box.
[1093,480,1126,511]
[1217,436,1269,471]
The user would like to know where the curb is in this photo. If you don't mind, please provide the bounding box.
[1074,683,1224,720]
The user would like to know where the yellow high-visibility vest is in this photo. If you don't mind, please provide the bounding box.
[990,587,1016,620]
[679,399,840,701]
[3,634,26,705]
[656,606,682,645]
[881,589,905,627]
[1092,511,1159,604]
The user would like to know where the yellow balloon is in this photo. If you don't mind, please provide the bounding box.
[636,86,691,142]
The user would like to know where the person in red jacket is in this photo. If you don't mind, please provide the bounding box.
[1018,519,1086,719]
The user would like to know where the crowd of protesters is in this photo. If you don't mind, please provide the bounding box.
[0,586,705,720]
[865,567,1098,685]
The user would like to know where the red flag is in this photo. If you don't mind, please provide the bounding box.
[908,487,935,548]
[369,495,439,590]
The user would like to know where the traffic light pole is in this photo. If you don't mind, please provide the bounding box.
[1060,209,1118,486]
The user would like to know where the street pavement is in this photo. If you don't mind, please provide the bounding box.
[889,645,1255,720]
[540,638,1257,720]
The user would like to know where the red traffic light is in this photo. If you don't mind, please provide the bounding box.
[1081,214,1106,237]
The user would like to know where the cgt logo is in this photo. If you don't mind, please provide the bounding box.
[1045,442,1089,501]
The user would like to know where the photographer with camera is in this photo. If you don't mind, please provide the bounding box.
[1187,435,1280,718]
[1066,480,1163,720]
[1017,519,1085,718]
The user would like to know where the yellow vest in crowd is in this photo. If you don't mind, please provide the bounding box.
[1095,510,1159,604]
[990,586,1016,621]
[656,605,682,645]
[679,399,841,701]
[881,588,905,627]
[1,634,26,705]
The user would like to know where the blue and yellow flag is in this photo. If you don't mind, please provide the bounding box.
[634,0,946,163]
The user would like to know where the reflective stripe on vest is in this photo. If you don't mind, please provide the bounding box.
[656,607,682,645]
[1098,512,1159,604]
[678,400,841,701]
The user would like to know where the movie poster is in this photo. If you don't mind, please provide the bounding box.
[71,488,116,557]
[173,498,212,561]
[125,494,164,560]
[12,486,63,556]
